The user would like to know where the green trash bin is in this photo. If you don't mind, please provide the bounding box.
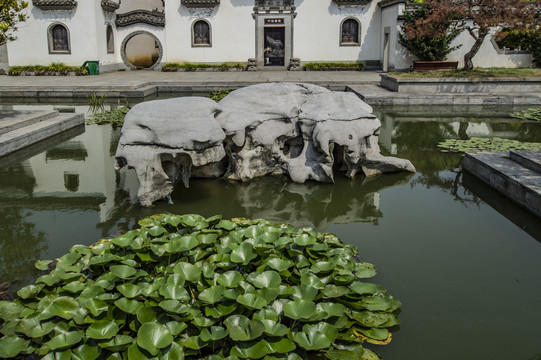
[83,61,99,75]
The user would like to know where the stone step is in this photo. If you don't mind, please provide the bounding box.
[464,152,541,218]
[0,112,85,157]
[0,110,58,136]
[509,150,541,174]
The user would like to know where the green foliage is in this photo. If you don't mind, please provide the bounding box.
[390,67,541,78]
[398,1,462,61]
[510,108,541,121]
[496,28,541,67]
[162,63,244,72]
[87,107,130,128]
[0,213,401,360]
[0,0,28,45]
[209,89,234,102]
[303,62,365,71]
[438,137,541,153]
[87,93,107,114]
[8,63,88,76]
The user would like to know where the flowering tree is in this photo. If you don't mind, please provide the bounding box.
[0,0,28,45]
[401,0,540,70]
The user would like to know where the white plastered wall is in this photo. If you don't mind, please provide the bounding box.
[294,0,381,64]
[6,2,119,68]
[394,18,533,70]
[380,3,416,71]
[162,0,254,64]
[446,25,532,68]
[0,44,8,72]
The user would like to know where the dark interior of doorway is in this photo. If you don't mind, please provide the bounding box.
[264,27,285,66]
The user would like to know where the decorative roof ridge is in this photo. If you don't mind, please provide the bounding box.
[101,0,119,12]
[116,10,165,28]
[181,0,220,7]
[33,0,77,10]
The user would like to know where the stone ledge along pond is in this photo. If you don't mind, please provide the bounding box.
[1,100,541,360]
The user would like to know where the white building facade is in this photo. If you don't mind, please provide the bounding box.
[1,0,533,73]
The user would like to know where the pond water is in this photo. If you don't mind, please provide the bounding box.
[1,101,541,360]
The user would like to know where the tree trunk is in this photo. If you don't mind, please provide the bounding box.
[463,29,489,70]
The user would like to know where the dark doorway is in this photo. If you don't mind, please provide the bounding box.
[264,27,285,66]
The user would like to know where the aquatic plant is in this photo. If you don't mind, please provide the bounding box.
[438,137,541,153]
[88,93,107,114]
[87,107,130,128]
[209,89,234,102]
[510,108,541,122]
[0,213,400,360]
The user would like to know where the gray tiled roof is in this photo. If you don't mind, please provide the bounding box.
[101,0,119,12]
[181,0,220,6]
[32,0,77,10]
[116,10,165,28]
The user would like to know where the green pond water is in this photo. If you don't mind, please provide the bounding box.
[1,102,541,360]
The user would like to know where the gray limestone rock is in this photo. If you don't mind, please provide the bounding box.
[115,83,416,206]
[115,97,225,206]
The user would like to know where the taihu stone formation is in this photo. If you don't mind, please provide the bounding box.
[115,83,415,206]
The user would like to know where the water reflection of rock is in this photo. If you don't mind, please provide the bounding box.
[100,170,414,234]
[232,175,413,230]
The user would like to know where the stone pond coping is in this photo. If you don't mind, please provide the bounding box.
[380,74,541,93]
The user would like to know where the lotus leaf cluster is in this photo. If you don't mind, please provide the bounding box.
[510,108,541,122]
[438,137,541,153]
[0,214,401,360]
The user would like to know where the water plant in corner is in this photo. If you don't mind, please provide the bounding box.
[438,137,541,153]
[87,96,131,128]
[0,214,401,360]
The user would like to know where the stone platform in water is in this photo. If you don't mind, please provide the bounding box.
[0,110,84,157]
[464,151,541,218]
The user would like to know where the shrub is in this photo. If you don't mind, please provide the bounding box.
[398,0,462,61]
[162,63,244,72]
[496,28,541,67]
[0,214,401,360]
[303,62,365,71]
[8,63,88,76]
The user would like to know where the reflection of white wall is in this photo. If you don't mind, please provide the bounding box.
[23,123,117,222]
[450,122,492,138]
